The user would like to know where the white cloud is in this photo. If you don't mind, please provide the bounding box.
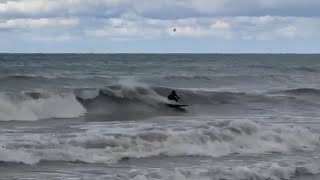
[210,20,231,30]
[31,34,73,42]
[86,27,139,38]
[0,0,60,15]
[0,0,124,17]
[168,26,208,37]
[167,20,232,38]
[0,18,78,29]
[182,0,230,13]
[276,25,297,38]
[85,18,162,39]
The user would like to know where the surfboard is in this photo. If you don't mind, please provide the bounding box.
[166,103,189,108]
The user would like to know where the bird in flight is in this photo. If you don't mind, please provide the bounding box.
[173,28,176,32]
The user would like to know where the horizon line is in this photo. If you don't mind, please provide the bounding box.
[0,52,319,55]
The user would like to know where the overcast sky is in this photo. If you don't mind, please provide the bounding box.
[0,0,319,53]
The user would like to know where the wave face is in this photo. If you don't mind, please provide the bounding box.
[0,119,319,165]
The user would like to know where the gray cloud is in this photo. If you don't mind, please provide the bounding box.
[0,0,319,43]
[1,0,320,19]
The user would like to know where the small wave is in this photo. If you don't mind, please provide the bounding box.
[271,88,320,107]
[294,67,318,73]
[162,75,212,81]
[5,75,38,80]
[281,88,320,95]
[247,65,319,73]
[0,74,50,81]
[0,74,113,83]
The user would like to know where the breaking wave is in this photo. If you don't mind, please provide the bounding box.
[2,75,320,121]
[0,91,86,121]
[0,119,319,165]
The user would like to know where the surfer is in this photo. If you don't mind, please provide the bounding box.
[168,90,180,102]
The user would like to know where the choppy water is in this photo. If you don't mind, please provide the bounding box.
[1,54,320,180]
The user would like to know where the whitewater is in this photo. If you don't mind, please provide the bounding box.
[1,54,320,180]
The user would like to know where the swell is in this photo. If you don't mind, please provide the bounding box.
[272,88,320,105]
[280,88,320,95]
[0,75,50,82]
[1,75,42,80]
[0,74,113,81]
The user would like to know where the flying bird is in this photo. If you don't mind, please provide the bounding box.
[173,28,176,32]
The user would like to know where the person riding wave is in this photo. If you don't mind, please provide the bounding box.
[168,90,180,102]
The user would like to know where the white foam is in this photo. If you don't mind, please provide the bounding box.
[0,148,39,164]
[0,119,319,165]
[76,89,100,100]
[0,92,86,121]
[108,162,320,180]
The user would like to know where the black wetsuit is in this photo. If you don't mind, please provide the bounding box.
[168,91,180,102]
